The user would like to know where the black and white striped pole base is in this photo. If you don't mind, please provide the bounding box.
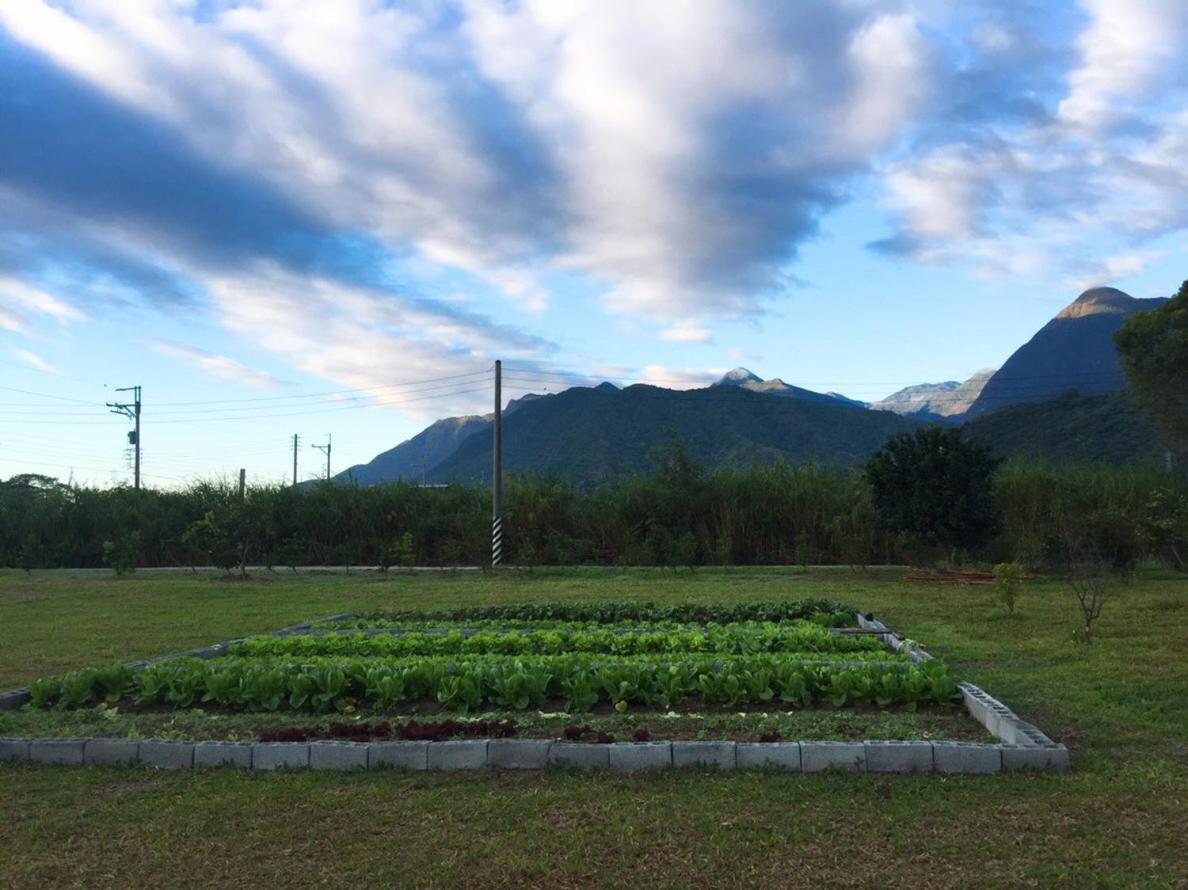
[491,514,503,567]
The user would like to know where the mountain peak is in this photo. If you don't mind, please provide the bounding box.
[1056,286,1135,320]
[716,367,762,386]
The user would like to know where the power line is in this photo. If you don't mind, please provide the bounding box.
[149,368,492,406]
[0,384,103,405]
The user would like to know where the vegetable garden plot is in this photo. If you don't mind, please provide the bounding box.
[17,600,961,716]
[0,599,1067,772]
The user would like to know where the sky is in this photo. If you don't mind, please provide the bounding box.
[1,0,1187,487]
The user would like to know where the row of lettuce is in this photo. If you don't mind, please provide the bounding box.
[27,654,956,714]
[229,623,886,659]
[321,600,858,627]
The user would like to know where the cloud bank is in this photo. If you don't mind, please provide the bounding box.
[0,0,1186,406]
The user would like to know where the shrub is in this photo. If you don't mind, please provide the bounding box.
[993,562,1024,616]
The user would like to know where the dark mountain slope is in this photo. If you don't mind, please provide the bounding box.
[964,287,1167,419]
[337,414,489,485]
[965,390,1165,465]
[429,383,922,486]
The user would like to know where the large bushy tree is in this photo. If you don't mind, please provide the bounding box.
[1114,278,1188,455]
[864,426,999,563]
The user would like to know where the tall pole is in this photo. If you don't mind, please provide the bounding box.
[492,360,503,567]
[312,435,332,480]
[107,385,141,491]
[133,387,141,491]
[292,434,299,486]
[238,468,246,499]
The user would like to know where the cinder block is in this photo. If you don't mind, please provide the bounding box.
[865,741,933,774]
[29,738,86,766]
[0,690,30,711]
[252,742,310,771]
[194,741,253,769]
[368,741,428,771]
[0,738,30,763]
[427,740,488,770]
[548,742,610,770]
[310,741,369,771]
[736,742,801,771]
[1013,721,1057,748]
[932,742,1001,775]
[672,740,735,770]
[1001,744,1069,773]
[488,739,551,769]
[800,741,865,773]
[84,738,139,766]
[140,740,195,770]
[609,742,672,773]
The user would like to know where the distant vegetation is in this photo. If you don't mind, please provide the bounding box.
[2,442,1185,572]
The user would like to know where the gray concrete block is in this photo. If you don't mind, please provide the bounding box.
[310,741,369,771]
[609,742,672,773]
[29,738,86,766]
[252,742,310,771]
[0,738,30,763]
[672,740,736,770]
[84,738,139,766]
[427,739,488,770]
[194,741,253,769]
[140,740,195,770]
[1001,744,1069,773]
[932,742,1001,775]
[1013,721,1057,748]
[800,741,865,773]
[0,690,30,711]
[865,741,933,774]
[488,738,551,769]
[548,742,610,770]
[736,742,801,771]
[368,741,428,771]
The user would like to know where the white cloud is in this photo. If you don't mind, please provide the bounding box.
[464,1,931,319]
[637,365,719,390]
[0,306,25,333]
[12,349,59,374]
[151,342,282,390]
[0,276,86,324]
[200,263,553,417]
[659,325,713,344]
[1068,250,1166,292]
[1057,0,1188,132]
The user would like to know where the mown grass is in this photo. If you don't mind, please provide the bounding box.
[2,566,1187,888]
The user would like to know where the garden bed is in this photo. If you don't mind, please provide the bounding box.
[0,598,1065,773]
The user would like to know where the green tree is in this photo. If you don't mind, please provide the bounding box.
[1114,278,1188,454]
[864,427,999,564]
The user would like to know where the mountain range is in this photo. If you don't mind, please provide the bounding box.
[337,286,1168,485]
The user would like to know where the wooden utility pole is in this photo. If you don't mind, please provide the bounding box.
[238,468,246,499]
[492,361,503,567]
[292,434,300,486]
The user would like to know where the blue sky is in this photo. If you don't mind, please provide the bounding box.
[1,0,1186,486]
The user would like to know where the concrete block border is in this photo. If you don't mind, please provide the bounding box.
[0,610,1067,776]
[857,611,1068,771]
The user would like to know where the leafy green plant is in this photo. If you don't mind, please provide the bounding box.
[994,562,1025,616]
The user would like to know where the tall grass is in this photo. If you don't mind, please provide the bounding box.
[1,460,1184,570]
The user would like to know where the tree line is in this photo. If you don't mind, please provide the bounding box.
[2,440,1184,573]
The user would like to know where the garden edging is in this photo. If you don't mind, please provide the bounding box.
[0,736,1062,774]
[0,609,1069,774]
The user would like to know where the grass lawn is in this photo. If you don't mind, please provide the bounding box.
[2,566,1186,888]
